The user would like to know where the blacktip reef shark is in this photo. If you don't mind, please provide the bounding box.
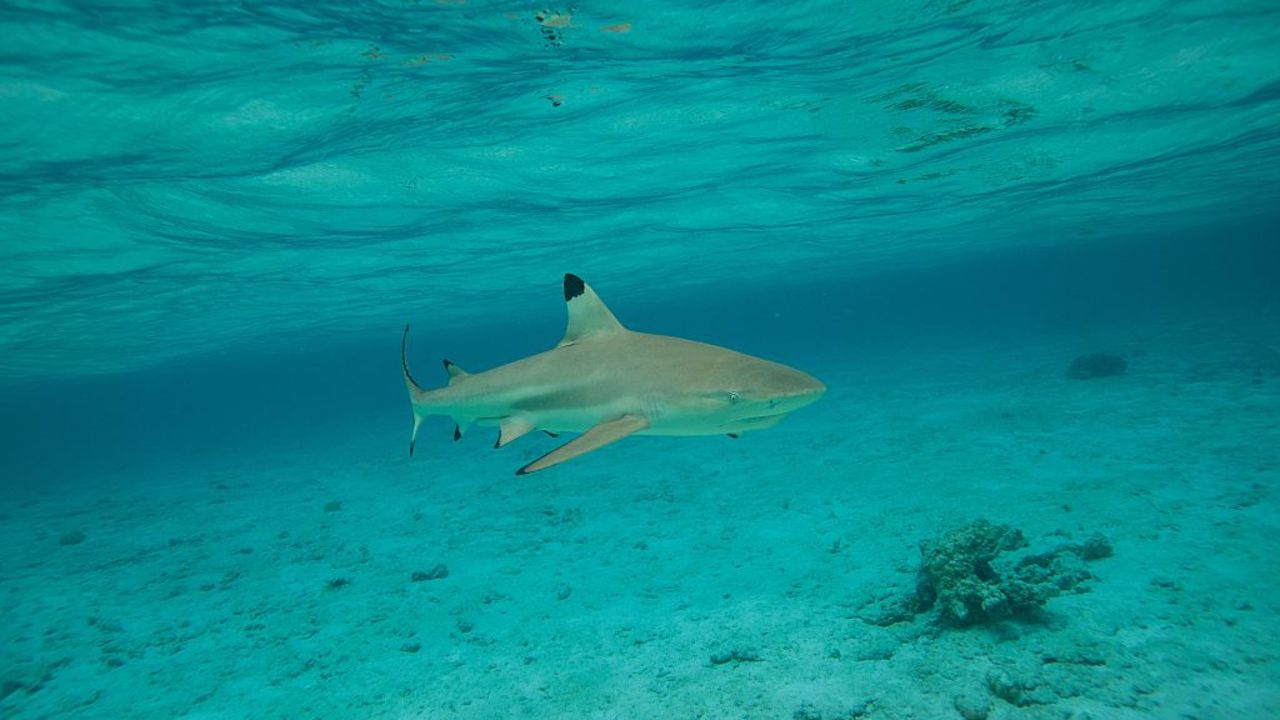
[401,274,826,475]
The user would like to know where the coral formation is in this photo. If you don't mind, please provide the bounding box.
[1066,352,1127,379]
[872,520,1114,626]
[916,520,1032,624]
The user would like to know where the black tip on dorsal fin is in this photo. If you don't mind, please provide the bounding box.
[453,424,462,442]
[564,273,585,301]
[558,273,624,346]
[727,433,739,439]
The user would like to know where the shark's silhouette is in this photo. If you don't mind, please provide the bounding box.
[403,274,825,474]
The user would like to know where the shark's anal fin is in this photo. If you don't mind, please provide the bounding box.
[494,417,535,448]
[517,415,649,475]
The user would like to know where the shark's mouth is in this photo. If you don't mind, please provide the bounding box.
[732,414,787,429]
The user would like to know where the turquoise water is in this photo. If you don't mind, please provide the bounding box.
[2,1,1279,718]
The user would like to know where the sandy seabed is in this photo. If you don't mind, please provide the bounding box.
[3,313,1278,720]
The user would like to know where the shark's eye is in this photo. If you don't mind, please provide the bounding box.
[728,391,741,404]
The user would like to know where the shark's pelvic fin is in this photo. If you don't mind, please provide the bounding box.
[559,273,625,347]
[517,414,649,475]
[495,417,535,448]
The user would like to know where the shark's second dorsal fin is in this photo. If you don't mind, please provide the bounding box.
[442,359,469,384]
[559,273,625,347]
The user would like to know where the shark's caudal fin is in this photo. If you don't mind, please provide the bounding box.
[404,325,475,454]
[558,273,626,347]
[402,325,428,456]
[404,327,477,454]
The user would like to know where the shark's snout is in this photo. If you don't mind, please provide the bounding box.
[805,377,827,401]
[780,378,826,409]
[791,373,827,397]
[749,367,825,414]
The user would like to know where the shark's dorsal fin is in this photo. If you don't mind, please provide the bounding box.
[559,273,625,347]
[442,359,469,384]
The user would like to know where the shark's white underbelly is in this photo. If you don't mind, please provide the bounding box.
[464,394,708,437]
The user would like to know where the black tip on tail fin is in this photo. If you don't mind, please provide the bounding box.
[564,273,585,301]
[401,325,423,391]
[409,439,416,456]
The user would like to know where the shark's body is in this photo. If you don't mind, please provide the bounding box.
[403,274,825,474]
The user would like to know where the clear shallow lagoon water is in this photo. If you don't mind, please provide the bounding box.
[1,2,1278,718]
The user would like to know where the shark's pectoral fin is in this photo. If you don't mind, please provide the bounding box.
[517,414,649,475]
[495,417,536,448]
[543,430,559,437]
